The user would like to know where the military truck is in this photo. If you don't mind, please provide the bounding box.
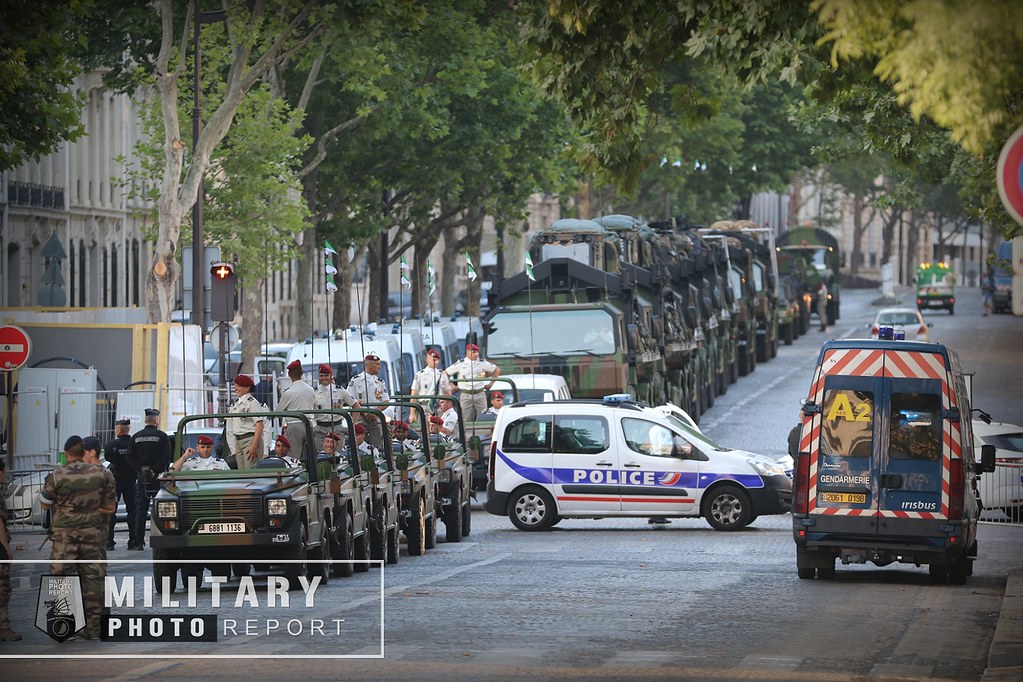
[368,399,438,556]
[777,226,841,325]
[150,410,371,591]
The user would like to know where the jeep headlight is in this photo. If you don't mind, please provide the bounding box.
[267,499,288,516]
[437,468,452,483]
[747,458,786,477]
[156,501,178,518]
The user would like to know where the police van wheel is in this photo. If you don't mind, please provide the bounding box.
[948,556,969,585]
[406,496,427,557]
[704,485,752,531]
[928,563,947,584]
[508,487,558,532]
[797,567,816,579]
[817,564,836,580]
[444,489,463,543]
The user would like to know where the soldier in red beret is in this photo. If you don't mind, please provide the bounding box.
[277,360,316,458]
[227,374,266,469]
[313,363,360,452]
[173,434,229,471]
[347,354,390,451]
[445,342,499,422]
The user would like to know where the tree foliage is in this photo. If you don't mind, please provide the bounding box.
[0,0,91,171]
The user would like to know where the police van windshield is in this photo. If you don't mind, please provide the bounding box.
[487,310,616,357]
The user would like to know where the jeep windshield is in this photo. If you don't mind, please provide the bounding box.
[487,309,616,357]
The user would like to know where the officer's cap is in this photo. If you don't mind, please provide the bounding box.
[115,418,131,426]
[144,408,160,417]
[81,436,101,452]
[197,435,214,446]
[63,435,83,450]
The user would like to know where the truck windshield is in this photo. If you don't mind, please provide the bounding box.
[487,309,616,357]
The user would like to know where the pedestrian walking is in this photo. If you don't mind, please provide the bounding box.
[39,435,116,640]
[409,348,451,425]
[0,458,22,641]
[347,354,390,451]
[313,364,360,452]
[277,360,316,458]
[445,343,499,423]
[226,374,267,469]
[104,418,137,550]
[127,409,171,551]
[981,271,993,316]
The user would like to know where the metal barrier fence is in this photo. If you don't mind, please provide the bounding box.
[979,461,1023,524]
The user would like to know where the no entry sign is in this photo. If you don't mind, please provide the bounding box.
[997,124,1023,227]
[0,325,32,371]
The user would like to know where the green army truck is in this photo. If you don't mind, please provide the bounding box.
[150,411,371,591]
[777,225,841,325]
[915,261,955,314]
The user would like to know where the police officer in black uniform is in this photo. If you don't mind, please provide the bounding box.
[104,418,138,551]
[127,408,171,550]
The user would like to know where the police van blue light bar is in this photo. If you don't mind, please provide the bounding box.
[878,325,895,340]
[603,394,633,405]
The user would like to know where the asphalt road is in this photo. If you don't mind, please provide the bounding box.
[4,286,1021,681]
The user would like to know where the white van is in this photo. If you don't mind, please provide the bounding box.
[483,395,792,531]
[286,333,402,395]
[493,373,571,402]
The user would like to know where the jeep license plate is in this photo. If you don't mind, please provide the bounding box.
[820,492,866,504]
[198,522,245,534]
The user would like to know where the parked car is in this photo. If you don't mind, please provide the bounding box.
[492,373,571,403]
[974,419,1023,521]
[869,307,932,342]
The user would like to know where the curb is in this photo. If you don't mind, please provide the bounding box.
[983,568,1023,681]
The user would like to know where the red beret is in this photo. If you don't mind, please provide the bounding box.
[491,391,504,399]
[465,343,480,351]
[324,431,341,442]
[318,363,333,374]
[234,374,255,387]
[287,360,303,371]
[429,415,444,425]
[426,348,440,358]
[364,353,380,362]
[275,434,291,449]
[197,435,214,445]
[393,421,409,430]
[354,424,367,435]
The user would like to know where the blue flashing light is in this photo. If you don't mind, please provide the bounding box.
[894,330,906,340]
[878,325,895,340]
[603,393,633,405]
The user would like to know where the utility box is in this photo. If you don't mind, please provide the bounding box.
[15,367,98,468]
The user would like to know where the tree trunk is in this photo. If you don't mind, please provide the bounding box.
[240,278,264,373]
[880,208,899,266]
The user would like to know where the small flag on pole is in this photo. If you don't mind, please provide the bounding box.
[325,275,338,293]
[428,261,436,296]
[324,241,337,256]
[525,251,535,282]
[400,256,411,290]
[325,262,337,276]
[466,252,477,282]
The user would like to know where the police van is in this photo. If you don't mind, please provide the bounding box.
[482,395,792,531]
[792,334,996,583]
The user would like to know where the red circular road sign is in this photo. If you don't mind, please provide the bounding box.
[0,325,32,371]
[997,124,1023,227]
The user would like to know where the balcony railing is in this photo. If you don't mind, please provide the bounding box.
[6,181,64,209]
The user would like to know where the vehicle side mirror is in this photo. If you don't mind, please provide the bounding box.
[801,401,820,416]
[979,443,996,473]
[433,443,447,461]
[945,407,961,423]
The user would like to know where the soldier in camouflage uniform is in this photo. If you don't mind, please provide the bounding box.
[39,435,116,640]
[81,436,116,557]
[0,457,23,641]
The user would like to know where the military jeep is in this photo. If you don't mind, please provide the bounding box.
[149,410,371,591]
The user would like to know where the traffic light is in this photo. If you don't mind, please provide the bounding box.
[210,261,237,321]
